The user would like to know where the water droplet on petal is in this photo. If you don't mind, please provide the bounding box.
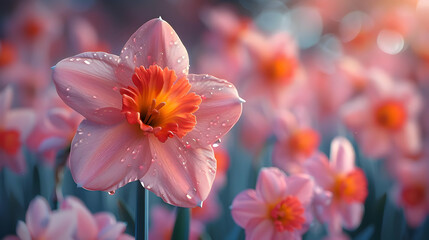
[108,191,115,195]
[84,60,91,65]
[92,95,97,99]
[66,87,70,91]
[186,194,192,199]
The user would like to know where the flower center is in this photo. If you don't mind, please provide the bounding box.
[120,65,202,143]
[0,129,21,155]
[374,101,407,131]
[270,196,305,232]
[22,18,43,41]
[262,55,296,85]
[288,129,320,157]
[331,169,368,203]
[401,183,426,207]
[0,41,16,67]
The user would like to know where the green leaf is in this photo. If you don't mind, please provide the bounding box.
[171,207,190,240]
[371,193,387,240]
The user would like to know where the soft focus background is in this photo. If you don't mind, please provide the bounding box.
[1,0,429,239]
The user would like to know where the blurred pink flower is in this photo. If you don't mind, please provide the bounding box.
[52,18,243,207]
[0,86,35,174]
[11,196,77,240]
[305,137,367,235]
[390,154,429,227]
[149,205,204,240]
[60,196,133,240]
[68,17,110,53]
[241,30,305,107]
[213,146,230,189]
[272,110,320,174]
[197,6,252,83]
[231,167,314,240]
[26,88,83,166]
[341,69,422,159]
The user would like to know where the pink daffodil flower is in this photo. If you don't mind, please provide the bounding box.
[341,69,422,159]
[52,18,243,207]
[231,167,314,240]
[272,110,320,174]
[0,86,35,174]
[304,137,368,235]
[10,196,77,240]
[60,196,133,240]
[389,153,429,227]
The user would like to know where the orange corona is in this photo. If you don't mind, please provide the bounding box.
[270,196,306,232]
[0,129,20,155]
[374,101,407,131]
[331,169,368,203]
[288,128,320,157]
[120,65,202,143]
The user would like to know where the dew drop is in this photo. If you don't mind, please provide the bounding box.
[146,185,152,190]
[108,191,115,195]
[92,95,97,99]
[139,165,144,170]
[70,58,74,62]
[66,87,70,91]
[186,194,192,199]
[133,37,136,43]
[84,60,91,65]
[120,159,125,163]
[221,123,226,127]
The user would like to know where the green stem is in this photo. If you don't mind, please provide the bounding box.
[172,207,190,240]
[136,182,148,240]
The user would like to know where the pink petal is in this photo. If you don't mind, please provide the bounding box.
[98,222,126,240]
[60,197,98,240]
[118,234,135,240]
[47,108,76,132]
[94,212,116,231]
[117,18,189,86]
[256,167,288,203]
[140,136,216,207]
[274,231,301,240]
[272,141,304,174]
[44,210,77,240]
[16,221,31,240]
[52,52,123,125]
[339,202,364,230]
[26,196,51,238]
[231,190,267,228]
[70,120,151,192]
[246,219,275,240]
[285,174,314,205]
[38,137,68,153]
[304,153,334,189]
[404,205,427,228]
[240,103,272,153]
[393,121,422,155]
[330,137,355,174]
[340,97,369,129]
[358,127,391,159]
[0,86,12,124]
[181,74,243,148]
[5,109,36,140]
